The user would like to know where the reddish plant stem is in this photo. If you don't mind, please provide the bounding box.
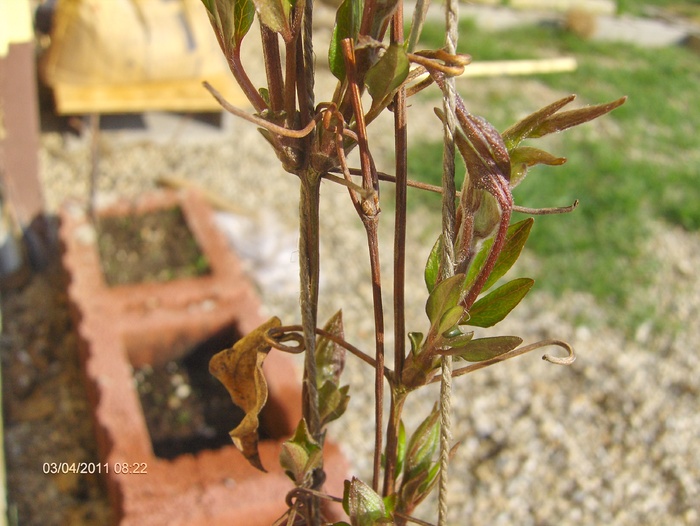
[295,28,312,150]
[342,38,385,493]
[227,47,267,113]
[260,25,285,112]
[461,178,512,310]
[384,6,408,499]
[284,39,298,130]
[362,217,386,494]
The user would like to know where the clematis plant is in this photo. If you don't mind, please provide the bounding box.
[199,0,625,524]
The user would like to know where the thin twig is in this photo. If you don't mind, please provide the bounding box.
[342,37,385,493]
[265,325,393,378]
[203,81,320,139]
[384,4,408,498]
[396,512,438,526]
[440,339,576,382]
[513,201,579,215]
[335,133,363,211]
[349,168,579,215]
[321,172,373,199]
[286,487,343,506]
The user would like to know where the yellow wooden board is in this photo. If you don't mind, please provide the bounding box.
[51,75,249,115]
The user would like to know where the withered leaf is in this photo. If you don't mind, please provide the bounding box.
[209,316,282,471]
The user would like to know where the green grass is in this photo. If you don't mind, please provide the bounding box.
[408,17,700,324]
[616,0,700,18]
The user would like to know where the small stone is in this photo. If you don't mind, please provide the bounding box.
[175,384,191,399]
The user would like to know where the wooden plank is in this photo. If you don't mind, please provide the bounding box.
[509,0,617,15]
[52,75,249,115]
[411,57,577,84]
[0,41,44,253]
[461,57,578,77]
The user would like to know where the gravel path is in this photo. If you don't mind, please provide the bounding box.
[5,4,700,524]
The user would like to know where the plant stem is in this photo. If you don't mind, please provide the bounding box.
[462,181,512,310]
[298,170,323,526]
[228,48,268,113]
[385,6,408,498]
[363,216,385,493]
[342,37,386,492]
[284,39,298,130]
[383,388,407,498]
[260,25,285,112]
[298,171,322,442]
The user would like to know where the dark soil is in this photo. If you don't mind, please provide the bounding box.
[1,252,112,526]
[134,328,246,460]
[96,206,210,286]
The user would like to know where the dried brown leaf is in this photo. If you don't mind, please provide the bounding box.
[209,317,282,471]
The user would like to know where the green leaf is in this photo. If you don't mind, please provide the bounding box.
[509,146,566,188]
[329,0,363,80]
[316,310,346,388]
[280,419,323,485]
[408,332,424,356]
[202,0,256,50]
[436,329,474,353]
[465,278,534,328]
[365,43,409,109]
[383,494,397,515]
[399,407,440,514]
[404,406,439,478]
[502,95,575,150]
[252,0,293,38]
[438,305,465,335]
[395,421,406,481]
[424,235,442,293]
[319,382,350,427]
[444,335,523,362]
[425,273,466,325]
[529,96,627,139]
[344,477,392,526]
[233,0,256,46]
[466,218,534,293]
[418,460,440,496]
[483,218,533,291]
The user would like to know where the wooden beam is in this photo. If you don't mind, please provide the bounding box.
[51,75,249,115]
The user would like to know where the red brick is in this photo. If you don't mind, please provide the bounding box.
[60,189,347,525]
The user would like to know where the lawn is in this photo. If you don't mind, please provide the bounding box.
[407,11,700,326]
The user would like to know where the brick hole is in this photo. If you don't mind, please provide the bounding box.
[130,325,272,460]
[95,206,212,287]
